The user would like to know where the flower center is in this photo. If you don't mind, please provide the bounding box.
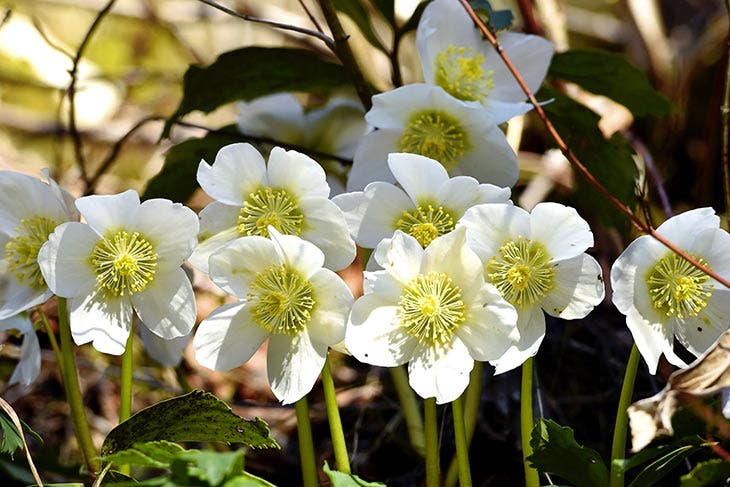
[91,231,158,297]
[486,236,555,308]
[248,264,315,335]
[398,271,466,346]
[238,187,304,238]
[397,110,470,172]
[396,204,456,248]
[434,45,494,102]
[5,216,57,289]
[645,253,713,319]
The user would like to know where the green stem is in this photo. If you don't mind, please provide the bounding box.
[424,397,440,487]
[57,297,99,474]
[609,344,641,487]
[321,355,350,473]
[521,357,539,487]
[452,395,473,487]
[119,325,134,424]
[295,397,319,487]
[36,307,64,378]
[445,362,482,487]
[390,366,425,455]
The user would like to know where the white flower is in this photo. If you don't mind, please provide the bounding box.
[459,202,605,374]
[0,170,77,319]
[345,228,517,404]
[37,190,199,355]
[347,84,518,191]
[0,314,41,386]
[193,228,353,404]
[189,143,356,273]
[417,0,553,123]
[611,208,730,374]
[139,324,191,367]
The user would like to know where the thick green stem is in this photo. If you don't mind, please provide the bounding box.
[610,344,641,487]
[424,397,440,487]
[446,362,482,487]
[521,357,539,487]
[452,395,473,487]
[321,355,350,473]
[295,397,319,487]
[57,297,99,474]
[390,366,425,455]
[119,325,134,424]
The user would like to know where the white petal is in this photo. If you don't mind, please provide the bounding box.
[623,305,675,375]
[408,339,474,404]
[208,236,278,297]
[0,276,50,320]
[376,231,423,283]
[490,306,546,374]
[366,84,439,129]
[193,301,268,371]
[37,222,98,298]
[268,332,327,404]
[610,235,665,319]
[198,201,240,238]
[69,291,133,355]
[308,268,352,345]
[460,203,531,261]
[387,153,448,203]
[0,314,31,333]
[139,324,190,367]
[530,203,593,261]
[75,190,139,235]
[690,226,730,282]
[9,328,41,386]
[132,199,199,271]
[347,130,401,191]
[299,198,356,271]
[480,100,534,125]
[456,124,519,187]
[438,178,510,217]
[132,268,196,339]
[542,254,605,319]
[0,171,69,231]
[236,94,305,143]
[188,227,240,274]
[306,97,367,159]
[266,147,330,199]
[674,289,730,358]
[655,208,719,249]
[422,227,484,302]
[197,143,267,206]
[488,32,553,102]
[457,291,517,361]
[268,227,325,278]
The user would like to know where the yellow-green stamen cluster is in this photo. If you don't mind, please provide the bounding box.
[486,236,555,308]
[396,204,456,248]
[434,45,494,102]
[238,187,304,238]
[398,110,470,171]
[248,264,315,335]
[91,231,158,297]
[645,253,713,319]
[5,216,57,289]
[398,271,466,346]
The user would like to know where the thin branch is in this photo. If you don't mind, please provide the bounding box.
[196,0,335,50]
[32,17,74,59]
[0,8,10,31]
[390,30,404,88]
[297,0,325,34]
[515,0,545,36]
[627,132,673,218]
[721,0,730,228]
[456,0,730,290]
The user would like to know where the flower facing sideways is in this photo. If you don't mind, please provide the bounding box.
[193,228,354,404]
[611,208,730,374]
[345,228,517,404]
[38,190,199,355]
[459,203,605,374]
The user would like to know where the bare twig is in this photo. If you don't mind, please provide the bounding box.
[628,133,673,218]
[0,8,10,31]
[297,0,325,34]
[515,0,544,36]
[721,0,730,228]
[32,17,74,59]
[456,0,730,290]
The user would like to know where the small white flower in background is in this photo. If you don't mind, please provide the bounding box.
[0,314,41,386]
[193,228,353,404]
[37,190,199,355]
[347,84,518,191]
[334,152,510,262]
[459,202,605,374]
[190,143,356,273]
[611,208,730,374]
[417,0,553,123]
[0,170,78,320]
[345,228,517,404]
[139,324,191,367]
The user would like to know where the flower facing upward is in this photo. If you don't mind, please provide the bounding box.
[38,190,199,355]
[345,228,517,404]
[459,203,605,374]
[611,208,730,374]
[189,143,356,273]
[193,228,354,404]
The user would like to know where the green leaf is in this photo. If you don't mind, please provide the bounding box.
[0,410,41,457]
[680,458,730,487]
[99,440,185,469]
[548,50,671,117]
[176,450,244,485]
[398,0,431,35]
[163,47,352,137]
[101,390,279,456]
[323,461,387,486]
[371,0,395,25]
[527,419,609,487]
[538,86,638,229]
[222,472,276,487]
[613,436,705,474]
[333,0,387,52]
[629,443,707,487]
[469,0,514,32]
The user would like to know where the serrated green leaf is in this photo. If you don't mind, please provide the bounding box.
[101,391,279,456]
[371,0,395,25]
[99,440,185,469]
[176,450,243,485]
[629,443,707,487]
[527,419,609,487]
[398,0,431,34]
[323,461,387,486]
[162,47,352,137]
[549,50,671,117]
[333,0,387,52]
[680,458,730,487]
[0,409,41,457]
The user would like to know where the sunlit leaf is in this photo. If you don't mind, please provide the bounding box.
[323,461,387,486]
[176,450,243,486]
[680,458,730,487]
[99,440,184,469]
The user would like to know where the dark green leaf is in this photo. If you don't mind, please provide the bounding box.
[371,0,395,25]
[398,0,431,35]
[549,50,671,117]
[629,443,708,487]
[469,0,514,32]
[680,458,730,487]
[163,47,351,137]
[613,436,705,473]
[323,461,388,486]
[0,410,41,457]
[222,472,276,487]
[333,0,387,52]
[99,440,184,469]
[527,419,609,487]
[101,390,279,456]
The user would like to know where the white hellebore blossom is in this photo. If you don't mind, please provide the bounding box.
[190,143,356,273]
[417,0,553,123]
[346,228,518,404]
[460,202,605,374]
[193,228,353,404]
[38,190,199,355]
[0,170,77,319]
[611,208,730,374]
[346,84,518,191]
[0,314,41,386]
